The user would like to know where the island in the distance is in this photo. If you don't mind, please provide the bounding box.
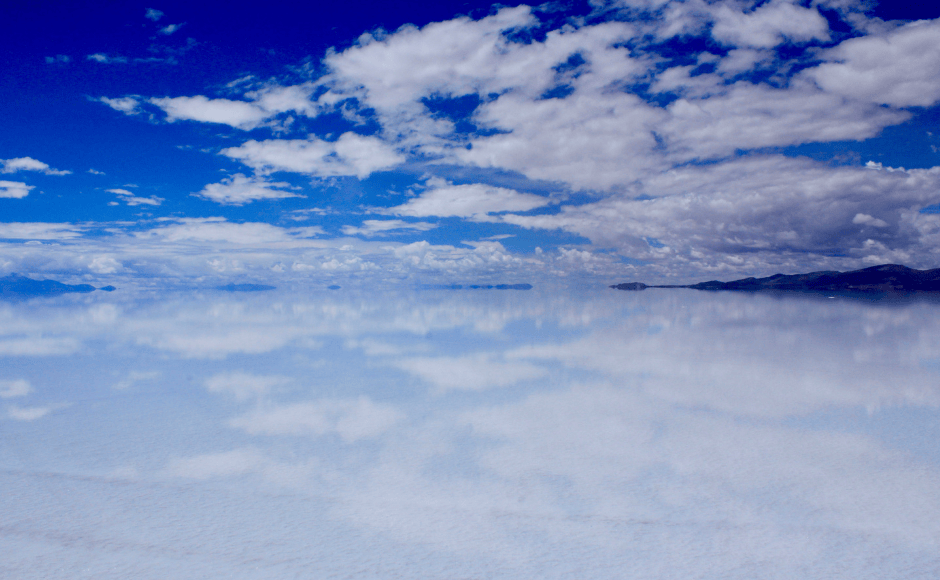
[612,264,940,293]
[0,273,116,297]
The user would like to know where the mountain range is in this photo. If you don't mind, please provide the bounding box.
[0,273,116,297]
[612,264,940,293]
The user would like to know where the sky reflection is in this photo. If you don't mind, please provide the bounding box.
[2,288,939,578]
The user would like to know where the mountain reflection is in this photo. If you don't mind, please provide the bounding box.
[2,288,939,578]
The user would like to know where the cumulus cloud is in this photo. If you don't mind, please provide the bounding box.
[806,19,940,107]
[195,174,302,205]
[497,157,940,276]
[113,370,160,391]
[150,96,270,129]
[395,353,548,392]
[159,23,183,35]
[312,4,915,194]
[341,219,437,237]
[165,448,268,479]
[108,188,163,206]
[228,396,403,442]
[1,157,71,175]
[87,53,128,64]
[205,371,291,401]
[135,217,322,245]
[389,182,553,220]
[88,255,121,274]
[7,405,50,421]
[853,213,889,228]
[709,0,830,48]
[16,4,940,279]
[222,132,404,178]
[0,380,31,398]
[96,96,141,115]
[0,181,33,198]
[0,222,83,239]
[0,336,81,356]
[145,8,163,21]
[244,82,319,117]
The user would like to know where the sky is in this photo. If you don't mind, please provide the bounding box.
[3,0,940,286]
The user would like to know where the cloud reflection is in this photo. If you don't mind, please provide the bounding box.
[2,288,940,577]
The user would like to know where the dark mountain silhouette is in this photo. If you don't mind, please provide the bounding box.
[0,273,111,297]
[612,264,940,293]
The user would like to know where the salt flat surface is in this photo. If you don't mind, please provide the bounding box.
[2,287,939,579]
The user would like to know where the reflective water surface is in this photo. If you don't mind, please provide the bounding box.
[2,287,940,579]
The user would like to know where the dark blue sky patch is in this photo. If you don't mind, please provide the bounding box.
[421,93,483,134]
[872,2,940,21]
[540,85,576,100]
[779,105,940,169]
[623,82,680,108]
[553,52,588,75]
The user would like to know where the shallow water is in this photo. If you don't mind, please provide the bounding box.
[2,287,939,579]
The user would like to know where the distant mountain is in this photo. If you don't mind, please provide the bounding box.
[0,273,109,297]
[612,264,940,293]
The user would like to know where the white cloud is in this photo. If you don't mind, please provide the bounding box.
[1,157,71,175]
[222,132,404,178]
[323,6,540,114]
[715,48,773,75]
[97,96,140,115]
[159,23,183,35]
[165,448,268,480]
[806,19,940,107]
[145,8,163,21]
[136,217,322,245]
[498,156,940,275]
[195,174,302,205]
[0,380,31,398]
[244,82,319,116]
[316,6,905,192]
[341,219,437,237]
[205,371,291,401]
[140,327,300,359]
[87,53,128,64]
[853,213,889,228]
[113,370,160,391]
[0,222,83,239]
[107,188,163,207]
[656,78,908,160]
[0,337,81,356]
[7,405,50,421]
[10,6,940,281]
[89,256,121,274]
[229,396,403,442]
[0,181,33,198]
[710,0,830,48]
[150,96,270,129]
[389,182,553,220]
[395,353,548,392]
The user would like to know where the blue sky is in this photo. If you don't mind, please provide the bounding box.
[3,0,940,285]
